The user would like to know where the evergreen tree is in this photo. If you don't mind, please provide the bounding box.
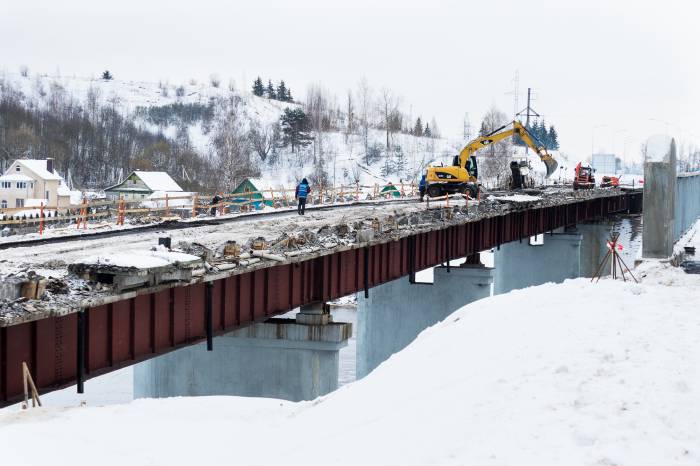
[266,79,276,99]
[394,145,407,176]
[424,123,432,138]
[413,117,423,137]
[539,120,551,149]
[531,119,544,146]
[102,70,113,80]
[380,149,395,177]
[252,77,264,97]
[276,80,288,102]
[280,108,313,152]
[548,125,559,150]
[286,87,293,102]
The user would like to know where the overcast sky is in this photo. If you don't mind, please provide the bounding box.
[2,0,698,165]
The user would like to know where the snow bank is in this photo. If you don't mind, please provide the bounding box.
[2,259,700,465]
[645,134,674,162]
[77,249,200,269]
[493,194,542,202]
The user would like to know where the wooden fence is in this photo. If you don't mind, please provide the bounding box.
[0,182,419,234]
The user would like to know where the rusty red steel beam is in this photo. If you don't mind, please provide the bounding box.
[0,192,641,407]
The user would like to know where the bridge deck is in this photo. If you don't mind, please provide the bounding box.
[0,188,642,406]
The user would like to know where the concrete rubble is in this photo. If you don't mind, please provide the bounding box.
[0,187,635,326]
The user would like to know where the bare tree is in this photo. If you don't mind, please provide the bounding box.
[212,104,258,190]
[478,105,512,184]
[344,89,355,142]
[305,83,332,162]
[430,117,440,138]
[249,122,279,162]
[379,87,400,150]
[356,78,373,161]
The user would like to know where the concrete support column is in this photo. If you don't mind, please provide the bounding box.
[134,309,351,402]
[643,136,676,258]
[357,264,493,379]
[493,233,582,295]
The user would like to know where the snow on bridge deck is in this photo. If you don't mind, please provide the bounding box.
[0,187,640,327]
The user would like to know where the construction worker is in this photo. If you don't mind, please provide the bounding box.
[295,178,310,215]
[210,193,221,216]
[418,174,426,202]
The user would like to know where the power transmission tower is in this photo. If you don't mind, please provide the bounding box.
[505,70,520,120]
[463,113,472,141]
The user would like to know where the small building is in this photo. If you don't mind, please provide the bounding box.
[0,158,72,209]
[104,171,183,201]
[591,153,621,174]
[231,178,275,210]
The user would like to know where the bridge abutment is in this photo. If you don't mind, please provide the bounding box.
[356,264,493,379]
[133,306,351,402]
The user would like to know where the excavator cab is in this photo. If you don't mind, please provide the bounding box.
[466,155,478,178]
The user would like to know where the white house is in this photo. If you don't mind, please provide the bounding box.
[104,171,184,201]
[0,158,72,209]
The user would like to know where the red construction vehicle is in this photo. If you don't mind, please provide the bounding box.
[573,162,595,190]
[600,175,620,188]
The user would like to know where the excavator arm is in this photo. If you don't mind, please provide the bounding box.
[457,121,558,178]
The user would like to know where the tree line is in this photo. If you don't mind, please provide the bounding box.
[252,77,294,102]
[517,119,560,151]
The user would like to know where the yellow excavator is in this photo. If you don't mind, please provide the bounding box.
[423,120,558,198]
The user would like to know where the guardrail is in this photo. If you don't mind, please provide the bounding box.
[674,171,700,241]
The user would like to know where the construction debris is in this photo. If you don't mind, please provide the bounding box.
[0,186,635,325]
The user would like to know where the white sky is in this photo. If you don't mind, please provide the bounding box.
[2,0,699,165]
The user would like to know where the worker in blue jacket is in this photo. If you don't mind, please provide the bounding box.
[418,174,427,202]
[295,178,311,215]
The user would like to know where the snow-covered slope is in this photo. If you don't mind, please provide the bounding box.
[1,71,291,121]
[1,71,461,188]
[2,258,699,466]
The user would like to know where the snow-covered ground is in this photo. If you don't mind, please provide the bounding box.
[2,244,699,465]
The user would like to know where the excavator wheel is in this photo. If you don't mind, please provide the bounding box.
[427,184,443,198]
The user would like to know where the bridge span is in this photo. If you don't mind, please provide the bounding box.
[0,189,642,407]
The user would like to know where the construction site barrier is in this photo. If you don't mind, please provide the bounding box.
[0,182,421,235]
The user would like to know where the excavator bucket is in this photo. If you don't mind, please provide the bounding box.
[540,154,558,178]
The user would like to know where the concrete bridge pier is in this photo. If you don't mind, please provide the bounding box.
[493,232,582,295]
[577,221,615,278]
[133,303,351,402]
[356,261,494,379]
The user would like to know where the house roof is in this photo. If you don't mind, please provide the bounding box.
[16,159,62,180]
[235,178,278,199]
[105,171,183,192]
[0,174,34,182]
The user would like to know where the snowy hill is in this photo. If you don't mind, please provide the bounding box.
[2,259,699,465]
[0,71,461,189]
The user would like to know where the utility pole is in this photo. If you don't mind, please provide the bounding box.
[516,87,541,154]
[516,87,540,127]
